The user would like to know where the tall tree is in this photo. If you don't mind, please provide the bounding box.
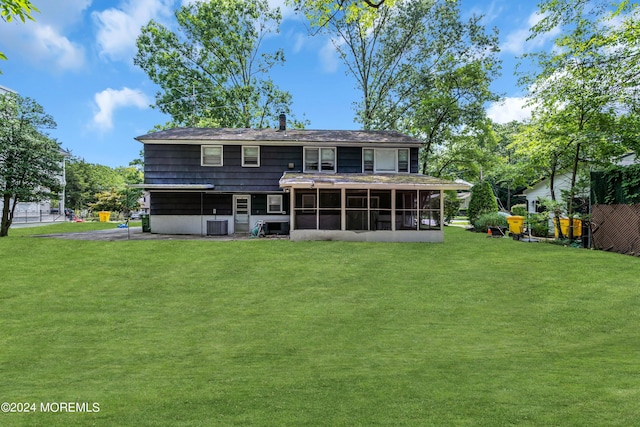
[519,0,640,237]
[135,0,304,129]
[0,93,63,236]
[301,0,500,164]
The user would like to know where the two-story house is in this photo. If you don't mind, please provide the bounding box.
[134,116,468,242]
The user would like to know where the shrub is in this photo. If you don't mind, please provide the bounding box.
[529,213,550,237]
[473,212,508,233]
[511,204,527,216]
[467,180,499,224]
[444,191,462,223]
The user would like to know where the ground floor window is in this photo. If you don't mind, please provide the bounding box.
[267,195,283,213]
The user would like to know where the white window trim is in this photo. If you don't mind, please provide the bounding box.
[267,194,283,214]
[242,145,260,167]
[362,148,410,173]
[363,148,374,173]
[201,145,223,167]
[304,147,336,173]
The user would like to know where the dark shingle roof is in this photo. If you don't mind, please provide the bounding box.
[135,127,423,145]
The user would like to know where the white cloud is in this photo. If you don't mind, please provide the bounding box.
[319,37,344,73]
[486,97,533,124]
[92,87,151,131]
[31,25,85,70]
[501,11,560,55]
[291,32,307,54]
[92,0,174,62]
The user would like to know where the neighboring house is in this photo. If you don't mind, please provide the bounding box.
[522,171,576,213]
[0,85,67,223]
[523,154,639,214]
[134,117,468,242]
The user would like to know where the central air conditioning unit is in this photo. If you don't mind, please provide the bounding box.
[206,220,228,236]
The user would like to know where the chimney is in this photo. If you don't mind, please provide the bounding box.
[279,113,286,131]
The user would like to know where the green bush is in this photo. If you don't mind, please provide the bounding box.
[444,191,462,223]
[473,212,508,233]
[467,180,499,225]
[529,213,550,237]
[511,204,527,216]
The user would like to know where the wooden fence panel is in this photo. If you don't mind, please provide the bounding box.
[591,204,640,256]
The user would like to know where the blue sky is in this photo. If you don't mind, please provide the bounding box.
[0,0,551,168]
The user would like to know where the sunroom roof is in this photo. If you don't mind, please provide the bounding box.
[279,173,470,190]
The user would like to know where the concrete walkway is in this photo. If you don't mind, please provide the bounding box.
[32,227,278,241]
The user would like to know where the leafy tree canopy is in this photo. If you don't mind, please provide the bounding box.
[135,0,306,130]
[290,0,397,29]
[65,158,142,213]
[0,93,63,236]
[308,0,500,172]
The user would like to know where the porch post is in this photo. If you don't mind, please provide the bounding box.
[440,189,444,231]
[391,189,396,231]
[416,189,419,231]
[315,188,319,230]
[340,187,346,231]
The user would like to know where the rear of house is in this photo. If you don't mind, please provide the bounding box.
[135,122,467,242]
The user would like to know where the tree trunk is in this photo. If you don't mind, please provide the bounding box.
[549,158,564,239]
[567,141,582,240]
[1,195,13,237]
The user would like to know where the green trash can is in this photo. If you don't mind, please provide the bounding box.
[140,214,150,232]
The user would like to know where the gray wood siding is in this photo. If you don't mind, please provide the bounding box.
[337,147,420,173]
[151,192,233,215]
[145,144,422,194]
[251,193,290,215]
[150,192,291,215]
[337,147,362,173]
[151,192,202,215]
[145,144,302,192]
[151,192,235,215]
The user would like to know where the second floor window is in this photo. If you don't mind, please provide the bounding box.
[202,145,223,166]
[304,147,336,173]
[242,146,260,167]
[363,148,409,173]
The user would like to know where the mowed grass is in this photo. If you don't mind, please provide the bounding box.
[1,225,640,426]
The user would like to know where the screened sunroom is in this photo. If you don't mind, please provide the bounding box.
[279,173,470,242]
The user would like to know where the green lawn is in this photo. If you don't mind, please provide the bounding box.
[1,225,639,426]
